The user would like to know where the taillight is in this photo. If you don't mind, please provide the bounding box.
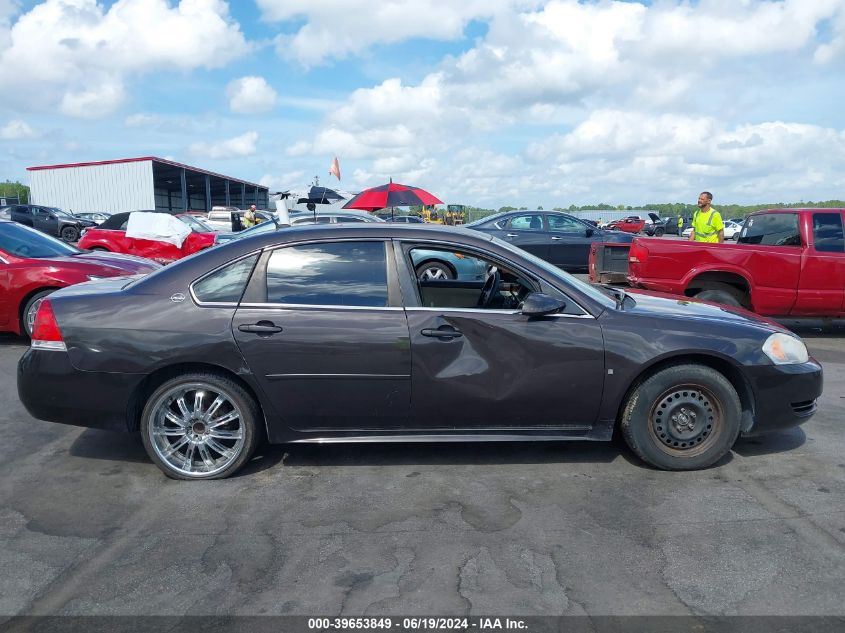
[31,299,66,351]
[628,241,649,265]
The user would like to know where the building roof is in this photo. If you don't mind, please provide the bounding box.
[26,156,266,189]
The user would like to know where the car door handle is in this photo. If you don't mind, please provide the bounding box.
[506,233,518,238]
[551,236,563,240]
[421,327,462,340]
[238,322,283,335]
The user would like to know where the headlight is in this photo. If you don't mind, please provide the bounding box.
[762,333,809,365]
[86,275,105,281]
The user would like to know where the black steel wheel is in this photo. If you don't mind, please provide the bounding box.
[60,226,79,242]
[621,364,741,470]
[654,227,665,237]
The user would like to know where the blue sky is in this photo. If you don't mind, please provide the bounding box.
[2,0,845,208]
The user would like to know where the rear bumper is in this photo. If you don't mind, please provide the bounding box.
[17,349,143,432]
[744,359,823,435]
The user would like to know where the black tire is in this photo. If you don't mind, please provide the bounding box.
[60,226,79,242]
[621,364,741,470]
[654,227,665,237]
[21,289,55,338]
[415,261,455,281]
[88,246,109,252]
[140,372,262,480]
[694,284,745,308]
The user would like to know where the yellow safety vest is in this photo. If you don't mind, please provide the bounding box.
[692,209,722,243]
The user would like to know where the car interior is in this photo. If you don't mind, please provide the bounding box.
[407,246,535,310]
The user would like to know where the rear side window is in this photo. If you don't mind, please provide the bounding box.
[193,255,258,304]
[266,241,388,307]
[508,214,544,231]
[547,214,584,231]
[738,213,801,247]
[812,213,844,253]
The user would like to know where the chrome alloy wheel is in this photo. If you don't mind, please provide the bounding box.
[648,383,723,457]
[25,297,46,336]
[418,265,450,281]
[148,382,245,477]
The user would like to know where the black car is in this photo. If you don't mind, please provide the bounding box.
[466,210,634,270]
[8,204,96,242]
[644,213,686,237]
[18,225,821,480]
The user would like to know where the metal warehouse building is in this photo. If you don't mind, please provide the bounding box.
[27,157,269,215]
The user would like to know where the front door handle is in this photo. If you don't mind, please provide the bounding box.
[421,326,463,340]
[238,321,283,335]
[506,233,518,238]
[551,236,563,241]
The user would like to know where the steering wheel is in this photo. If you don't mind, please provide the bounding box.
[477,267,501,308]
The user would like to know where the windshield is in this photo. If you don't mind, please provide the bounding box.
[230,219,280,239]
[465,212,508,227]
[488,235,616,309]
[0,222,81,258]
[178,215,214,232]
[52,208,75,218]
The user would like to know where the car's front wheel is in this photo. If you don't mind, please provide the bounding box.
[415,261,454,281]
[140,372,261,480]
[621,364,741,470]
[60,226,79,242]
[21,289,55,337]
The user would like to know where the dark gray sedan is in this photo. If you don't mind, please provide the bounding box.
[18,225,821,479]
[466,210,634,270]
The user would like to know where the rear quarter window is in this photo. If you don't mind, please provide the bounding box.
[812,213,844,253]
[192,255,259,304]
[738,213,801,246]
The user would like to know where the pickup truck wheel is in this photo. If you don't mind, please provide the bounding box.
[621,364,741,470]
[60,226,79,242]
[694,284,744,308]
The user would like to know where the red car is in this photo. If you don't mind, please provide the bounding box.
[0,220,160,337]
[78,211,216,264]
[606,216,647,233]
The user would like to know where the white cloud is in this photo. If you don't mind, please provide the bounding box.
[60,81,126,119]
[189,131,259,159]
[124,113,160,128]
[0,0,250,118]
[0,119,36,139]
[226,76,278,114]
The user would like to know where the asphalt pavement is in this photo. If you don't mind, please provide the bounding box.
[0,323,843,617]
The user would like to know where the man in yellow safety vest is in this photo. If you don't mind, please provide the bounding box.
[689,191,724,243]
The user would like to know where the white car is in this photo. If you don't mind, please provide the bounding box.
[682,220,742,240]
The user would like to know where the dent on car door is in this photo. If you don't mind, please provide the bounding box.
[397,241,605,431]
[232,240,411,432]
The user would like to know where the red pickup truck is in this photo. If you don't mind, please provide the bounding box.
[625,208,845,317]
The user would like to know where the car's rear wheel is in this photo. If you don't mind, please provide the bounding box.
[415,261,454,281]
[694,283,745,308]
[621,364,741,470]
[654,227,665,237]
[140,373,261,480]
[21,289,55,337]
[60,226,79,242]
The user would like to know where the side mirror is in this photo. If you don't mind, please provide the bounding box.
[521,292,566,317]
[585,227,594,237]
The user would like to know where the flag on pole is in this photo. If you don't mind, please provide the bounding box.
[329,156,341,181]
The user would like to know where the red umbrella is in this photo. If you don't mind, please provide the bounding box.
[342,180,443,211]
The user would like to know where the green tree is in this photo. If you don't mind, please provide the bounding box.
[498,206,517,213]
[0,181,29,204]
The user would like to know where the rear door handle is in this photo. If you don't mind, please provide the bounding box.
[551,236,563,241]
[238,321,283,335]
[506,233,518,238]
[421,327,462,340]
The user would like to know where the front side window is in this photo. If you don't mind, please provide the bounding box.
[812,213,844,253]
[508,214,544,231]
[266,241,388,307]
[738,213,801,247]
[193,255,258,303]
[547,214,584,231]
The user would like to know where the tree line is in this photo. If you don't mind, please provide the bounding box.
[0,180,29,203]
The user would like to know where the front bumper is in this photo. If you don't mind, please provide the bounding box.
[18,349,144,432]
[744,358,823,435]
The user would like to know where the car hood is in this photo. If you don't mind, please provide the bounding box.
[57,252,161,274]
[623,289,791,334]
